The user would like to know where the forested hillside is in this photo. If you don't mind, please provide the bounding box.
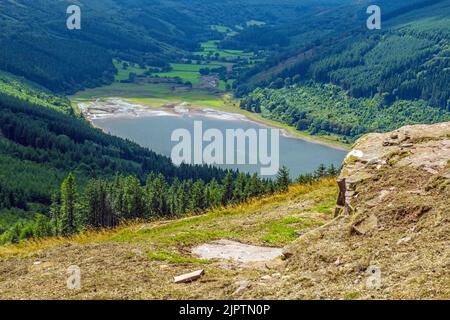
[234,0,450,143]
[236,0,450,110]
[0,0,320,93]
[241,83,450,141]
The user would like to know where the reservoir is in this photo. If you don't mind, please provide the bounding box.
[91,107,347,178]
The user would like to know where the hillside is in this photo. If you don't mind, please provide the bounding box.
[0,0,320,93]
[241,83,450,142]
[237,0,450,110]
[0,122,448,299]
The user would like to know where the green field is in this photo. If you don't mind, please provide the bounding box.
[112,60,229,89]
[195,41,254,60]
[210,24,238,36]
[71,82,226,108]
[112,40,255,90]
[113,60,148,81]
[246,19,266,26]
[152,63,223,85]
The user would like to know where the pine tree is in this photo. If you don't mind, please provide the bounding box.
[122,176,145,219]
[110,174,125,218]
[248,173,262,197]
[191,180,206,212]
[49,192,61,236]
[327,164,339,176]
[84,179,116,229]
[168,178,181,215]
[60,173,77,236]
[207,178,223,208]
[221,172,234,205]
[296,173,314,184]
[176,179,192,214]
[233,173,250,202]
[276,166,291,192]
[33,214,52,238]
[314,164,327,179]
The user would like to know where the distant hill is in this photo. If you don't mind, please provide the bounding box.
[0,0,329,93]
[236,0,450,110]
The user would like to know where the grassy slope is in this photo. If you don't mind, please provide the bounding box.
[0,179,337,299]
[1,145,448,299]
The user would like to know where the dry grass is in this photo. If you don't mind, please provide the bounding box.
[0,179,338,300]
[1,167,447,300]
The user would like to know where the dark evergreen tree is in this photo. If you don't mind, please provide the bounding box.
[221,172,234,205]
[60,173,77,236]
[276,166,291,192]
[314,164,327,179]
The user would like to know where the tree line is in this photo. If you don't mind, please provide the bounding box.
[0,164,339,244]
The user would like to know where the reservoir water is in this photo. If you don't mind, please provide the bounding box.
[93,113,347,178]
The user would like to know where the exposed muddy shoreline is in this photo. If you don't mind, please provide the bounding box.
[78,98,349,151]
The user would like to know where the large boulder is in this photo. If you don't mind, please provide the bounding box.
[335,122,450,216]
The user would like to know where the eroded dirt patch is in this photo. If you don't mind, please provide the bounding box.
[192,240,283,263]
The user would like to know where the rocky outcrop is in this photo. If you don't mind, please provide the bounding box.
[280,122,449,299]
[335,122,450,216]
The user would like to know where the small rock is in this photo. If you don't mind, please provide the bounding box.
[294,230,307,236]
[174,269,205,283]
[390,133,398,139]
[352,214,378,235]
[282,249,293,260]
[233,280,250,296]
[368,158,381,165]
[257,282,268,287]
[299,271,322,282]
[32,261,42,265]
[348,150,364,158]
[334,257,341,265]
[402,133,411,142]
[400,143,414,148]
[397,236,412,245]
[131,248,142,255]
[271,272,281,278]
[261,275,272,281]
